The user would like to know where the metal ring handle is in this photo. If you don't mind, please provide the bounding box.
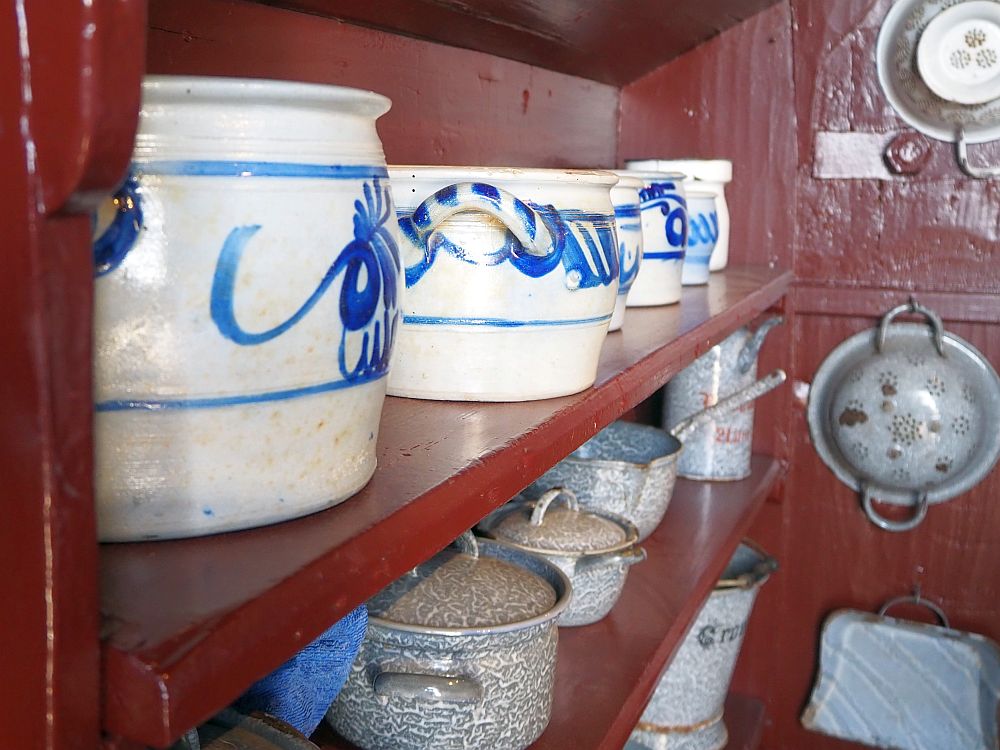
[451,530,479,558]
[531,487,579,526]
[875,298,945,357]
[956,127,1000,180]
[878,595,951,629]
[862,485,929,532]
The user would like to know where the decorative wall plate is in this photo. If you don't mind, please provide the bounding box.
[876,0,1000,143]
[917,1,1000,104]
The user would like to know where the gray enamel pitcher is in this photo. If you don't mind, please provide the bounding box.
[664,317,784,480]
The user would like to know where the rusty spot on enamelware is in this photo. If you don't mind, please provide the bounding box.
[839,408,868,426]
[882,383,897,396]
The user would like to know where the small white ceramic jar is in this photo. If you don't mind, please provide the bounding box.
[626,159,732,271]
[92,76,403,541]
[616,170,688,307]
[681,191,718,286]
[609,175,645,331]
[388,166,620,401]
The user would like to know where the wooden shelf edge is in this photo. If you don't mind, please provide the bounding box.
[101,268,791,747]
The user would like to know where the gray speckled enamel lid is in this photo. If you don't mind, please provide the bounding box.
[367,532,556,629]
[490,488,627,553]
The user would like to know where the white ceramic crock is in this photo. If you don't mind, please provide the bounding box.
[615,170,688,307]
[388,167,620,401]
[92,76,403,541]
[681,191,718,286]
[609,175,644,331]
[626,159,731,271]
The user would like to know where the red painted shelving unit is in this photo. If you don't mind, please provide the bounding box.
[3,4,793,748]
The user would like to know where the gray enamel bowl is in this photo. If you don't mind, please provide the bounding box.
[523,421,681,541]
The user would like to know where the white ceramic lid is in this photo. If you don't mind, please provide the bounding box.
[916,1,1000,105]
[625,159,733,182]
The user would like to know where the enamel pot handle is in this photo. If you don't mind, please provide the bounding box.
[876,298,945,357]
[672,369,787,441]
[575,545,646,574]
[737,316,784,374]
[373,672,483,704]
[861,485,929,533]
[531,487,580,526]
[956,127,1000,180]
[410,181,556,258]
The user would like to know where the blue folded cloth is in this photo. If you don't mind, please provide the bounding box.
[234,604,368,737]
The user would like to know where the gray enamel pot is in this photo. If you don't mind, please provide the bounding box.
[629,541,776,750]
[478,488,645,627]
[522,422,682,542]
[523,372,786,542]
[326,533,571,750]
[664,317,784,482]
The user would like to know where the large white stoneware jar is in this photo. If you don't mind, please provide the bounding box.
[92,76,403,541]
[388,167,620,402]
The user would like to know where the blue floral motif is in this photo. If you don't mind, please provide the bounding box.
[210,179,400,383]
[619,239,641,289]
[93,174,143,277]
[399,201,618,290]
[639,182,689,248]
[688,211,719,248]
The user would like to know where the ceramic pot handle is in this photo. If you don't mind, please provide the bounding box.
[410,181,556,258]
[373,672,483,704]
[956,127,1000,180]
[861,485,929,533]
[531,487,579,526]
[875,298,945,357]
[737,316,784,374]
[877,594,951,629]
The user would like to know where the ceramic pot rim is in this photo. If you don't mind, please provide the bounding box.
[612,175,646,190]
[389,165,618,185]
[368,538,572,637]
[142,75,392,118]
[479,500,641,558]
[624,158,733,182]
[613,169,688,182]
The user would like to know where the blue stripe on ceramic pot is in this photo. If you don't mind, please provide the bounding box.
[681,191,719,286]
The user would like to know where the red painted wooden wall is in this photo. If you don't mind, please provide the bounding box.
[620,2,1000,748]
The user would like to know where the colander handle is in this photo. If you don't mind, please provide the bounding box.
[531,487,580,526]
[956,127,1000,180]
[875,299,945,357]
[861,484,929,533]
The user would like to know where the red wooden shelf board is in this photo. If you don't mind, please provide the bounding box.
[100,266,790,747]
[263,0,782,86]
[724,693,766,750]
[312,457,781,750]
